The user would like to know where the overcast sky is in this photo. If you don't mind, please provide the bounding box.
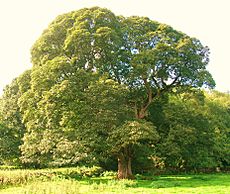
[0,0,229,95]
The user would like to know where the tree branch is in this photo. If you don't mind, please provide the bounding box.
[152,76,160,89]
[137,77,153,119]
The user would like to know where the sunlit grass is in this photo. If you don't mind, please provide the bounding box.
[0,168,229,194]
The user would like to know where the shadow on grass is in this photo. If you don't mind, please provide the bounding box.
[136,174,230,189]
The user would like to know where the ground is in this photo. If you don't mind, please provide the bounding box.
[0,168,229,194]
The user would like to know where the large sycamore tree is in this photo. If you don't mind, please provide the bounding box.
[19,7,215,179]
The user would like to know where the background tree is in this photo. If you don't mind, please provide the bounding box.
[0,70,31,165]
[147,90,230,172]
[204,91,230,168]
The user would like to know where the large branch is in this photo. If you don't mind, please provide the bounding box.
[137,78,153,119]
[169,75,180,86]
[159,75,181,96]
[152,76,161,89]
[137,75,181,119]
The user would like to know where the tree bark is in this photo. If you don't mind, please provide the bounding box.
[117,147,135,179]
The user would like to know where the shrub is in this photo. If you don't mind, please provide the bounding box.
[0,166,103,188]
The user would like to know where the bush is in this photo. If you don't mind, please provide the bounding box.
[0,166,104,188]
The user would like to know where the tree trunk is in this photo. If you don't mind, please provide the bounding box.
[117,147,135,179]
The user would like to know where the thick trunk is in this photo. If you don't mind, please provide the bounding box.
[136,108,146,119]
[117,148,134,179]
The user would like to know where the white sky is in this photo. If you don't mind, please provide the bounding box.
[0,0,229,95]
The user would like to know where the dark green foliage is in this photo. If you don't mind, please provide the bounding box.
[147,90,230,171]
[0,123,20,165]
[0,78,25,165]
[205,91,230,167]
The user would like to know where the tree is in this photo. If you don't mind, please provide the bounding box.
[19,7,214,178]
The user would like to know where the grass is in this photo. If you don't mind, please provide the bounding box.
[0,168,229,194]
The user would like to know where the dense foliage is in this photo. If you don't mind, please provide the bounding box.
[0,76,26,165]
[0,7,229,178]
[148,90,230,171]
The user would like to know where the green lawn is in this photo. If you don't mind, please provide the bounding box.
[0,168,229,193]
